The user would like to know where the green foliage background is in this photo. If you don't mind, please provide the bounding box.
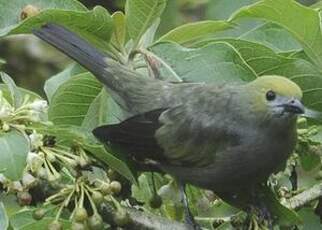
[1,0,322,229]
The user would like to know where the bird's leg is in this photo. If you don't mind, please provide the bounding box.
[178,182,201,230]
[245,187,273,230]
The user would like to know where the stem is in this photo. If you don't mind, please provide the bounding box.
[84,186,98,214]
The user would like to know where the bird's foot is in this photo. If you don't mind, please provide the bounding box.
[246,205,273,230]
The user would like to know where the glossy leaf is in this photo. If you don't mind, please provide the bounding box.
[48,73,102,126]
[150,41,257,83]
[44,64,85,103]
[157,20,232,45]
[0,0,86,36]
[230,0,322,67]
[125,0,167,46]
[0,129,30,180]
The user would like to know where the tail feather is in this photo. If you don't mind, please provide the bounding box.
[32,23,108,83]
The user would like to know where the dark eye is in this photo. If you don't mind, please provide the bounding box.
[266,90,276,101]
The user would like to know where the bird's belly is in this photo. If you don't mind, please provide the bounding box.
[162,131,296,192]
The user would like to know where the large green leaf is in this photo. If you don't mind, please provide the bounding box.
[125,0,167,47]
[44,64,85,103]
[206,0,259,20]
[150,41,257,83]
[157,20,232,45]
[0,130,30,181]
[0,203,8,230]
[239,23,302,52]
[0,0,86,36]
[81,89,124,132]
[11,6,113,51]
[230,0,322,67]
[48,73,102,126]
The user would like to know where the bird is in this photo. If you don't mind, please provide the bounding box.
[33,23,305,228]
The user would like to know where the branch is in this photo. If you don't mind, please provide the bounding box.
[282,183,322,210]
[126,208,192,230]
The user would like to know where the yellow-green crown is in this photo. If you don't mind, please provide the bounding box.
[249,75,302,99]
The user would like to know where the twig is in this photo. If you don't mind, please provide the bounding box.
[126,208,192,230]
[282,183,322,210]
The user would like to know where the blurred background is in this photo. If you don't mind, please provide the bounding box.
[0,0,318,96]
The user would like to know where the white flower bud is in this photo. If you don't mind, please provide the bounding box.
[0,105,13,119]
[27,151,43,172]
[10,181,23,192]
[0,174,8,184]
[22,172,37,188]
[28,110,41,122]
[29,131,43,149]
[28,100,48,112]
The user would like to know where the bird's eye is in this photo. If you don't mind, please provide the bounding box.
[266,90,276,101]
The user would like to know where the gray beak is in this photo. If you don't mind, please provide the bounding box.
[283,98,305,114]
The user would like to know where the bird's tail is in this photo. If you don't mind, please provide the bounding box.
[32,23,115,87]
[33,23,166,114]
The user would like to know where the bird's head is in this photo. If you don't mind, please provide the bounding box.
[246,75,304,123]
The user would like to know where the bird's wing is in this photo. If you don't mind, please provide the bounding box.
[93,95,241,167]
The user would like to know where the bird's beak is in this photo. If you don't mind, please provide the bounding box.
[282,98,305,114]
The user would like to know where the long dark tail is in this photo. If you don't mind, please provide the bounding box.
[32,23,110,84]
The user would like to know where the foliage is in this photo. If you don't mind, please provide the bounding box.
[1,0,322,229]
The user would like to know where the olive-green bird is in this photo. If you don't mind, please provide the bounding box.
[33,23,304,225]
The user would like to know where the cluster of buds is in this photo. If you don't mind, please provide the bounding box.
[26,133,92,184]
[0,91,49,131]
[0,171,38,206]
[44,175,126,229]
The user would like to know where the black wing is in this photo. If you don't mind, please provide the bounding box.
[92,109,167,162]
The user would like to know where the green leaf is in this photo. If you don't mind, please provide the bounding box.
[0,129,30,181]
[261,186,302,226]
[48,73,102,126]
[81,89,124,132]
[157,20,232,45]
[0,202,9,230]
[131,173,167,204]
[125,0,167,47]
[9,209,71,230]
[0,84,41,106]
[205,0,259,20]
[44,64,85,103]
[239,23,301,52]
[150,41,257,83]
[298,207,322,230]
[0,0,86,36]
[111,11,126,50]
[230,0,322,67]
[0,72,23,109]
[11,6,113,51]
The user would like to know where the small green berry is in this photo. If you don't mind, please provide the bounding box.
[110,181,122,194]
[88,214,103,230]
[32,208,46,220]
[113,208,129,227]
[48,220,63,230]
[71,221,87,230]
[149,194,162,209]
[100,183,111,195]
[91,191,104,206]
[74,207,88,222]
